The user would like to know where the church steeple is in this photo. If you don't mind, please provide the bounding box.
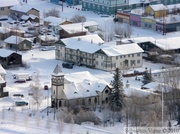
[52,64,64,76]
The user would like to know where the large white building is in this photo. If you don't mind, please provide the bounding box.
[55,34,144,71]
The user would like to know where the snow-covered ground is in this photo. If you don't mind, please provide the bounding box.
[0,0,180,133]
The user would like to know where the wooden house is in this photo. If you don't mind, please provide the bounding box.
[0,49,22,68]
[145,4,168,19]
[4,35,32,51]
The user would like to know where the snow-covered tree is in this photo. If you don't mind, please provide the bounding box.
[30,72,43,110]
[109,68,125,112]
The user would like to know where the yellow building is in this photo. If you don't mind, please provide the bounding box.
[145,4,168,19]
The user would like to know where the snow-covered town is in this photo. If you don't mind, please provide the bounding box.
[0,0,180,134]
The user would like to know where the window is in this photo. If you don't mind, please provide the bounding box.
[83,2,86,7]
[128,54,130,58]
[97,5,100,10]
[88,3,91,8]
[102,6,104,11]
[124,55,126,58]
[116,56,118,60]
[96,55,98,58]
[137,60,140,64]
[96,61,98,65]
[137,53,141,56]
[105,89,109,94]
[107,7,109,12]
[1,7,4,11]
[132,54,134,57]
[93,4,95,9]
[101,55,103,59]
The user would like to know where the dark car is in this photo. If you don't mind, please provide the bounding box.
[14,79,26,83]
[62,63,73,69]
[13,94,24,98]
[15,101,28,106]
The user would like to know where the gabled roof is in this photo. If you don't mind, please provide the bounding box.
[0,0,19,8]
[52,64,64,76]
[0,49,16,57]
[4,35,31,45]
[10,4,39,13]
[101,43,144,56]
[63,71,110,99]
[44,16,71,26]
[61,34,105,54]
[21,14,39,20]
[60,24,88,34]
[155,37,180,51]
[149,4,168,11]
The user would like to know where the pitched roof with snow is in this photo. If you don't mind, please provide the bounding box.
[21,14,39,20]
[63,71,110,99]
[0,0,19,8]
[4,35,31,44]
[0,27,11,34]
[10,4,38,13]
[52,64,64,76]
[61,34,105,54]
[0,49,15,57]
[155,37,180,50]
[101,43,144,56]
[149,4,168,11]
[60,21,98,33]
[44,16,70,26]
[64,80,108,99]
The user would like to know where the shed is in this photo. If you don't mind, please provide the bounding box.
[0,49,22,68]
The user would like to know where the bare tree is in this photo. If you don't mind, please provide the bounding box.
[125,24,132,38]
[30,72,43,110]
[70,15,86,23]
[43,8,60,18]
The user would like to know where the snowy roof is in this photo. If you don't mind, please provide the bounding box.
[101,43,144,56]
[167,3,180,12]
[64,80,108,99]
[124,86,159,97]
[21,14,39,20]
[63,71,110,99]
[142,82,173,93]
[155,37,180,50]
[52,64,64,76]
[0,49,15,57]
[43,16,70,26]
[61,34,105,54]
[149,4,168,11]
[0,0,19,8]
[129,0,158,5]
[60,23,88,34]
[60,21,98,34]
[39,35,58,42]
[10,4,38,13]
[0,75,5,84]
[0,64,6,74]
[65,71,98,83]
[4,35,31,44]
[131,37,156,43]
[130,8,144,15]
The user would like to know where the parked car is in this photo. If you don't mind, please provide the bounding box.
[14,79,26,83]
[44,85,48,90]
[13,94,24,98]
[62,63,73,69]
[15,101,28,106]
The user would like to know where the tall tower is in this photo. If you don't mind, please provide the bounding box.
[51,64,65,108]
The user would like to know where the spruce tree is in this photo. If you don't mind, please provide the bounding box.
[109,68,124,112]
[142,69,153,85]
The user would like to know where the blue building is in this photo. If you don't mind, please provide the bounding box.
[50,0,80,5]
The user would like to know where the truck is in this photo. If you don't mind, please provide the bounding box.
[13,73,32,81]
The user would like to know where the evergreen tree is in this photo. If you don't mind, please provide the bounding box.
[142,69,153,85]
[109,68,124,112]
